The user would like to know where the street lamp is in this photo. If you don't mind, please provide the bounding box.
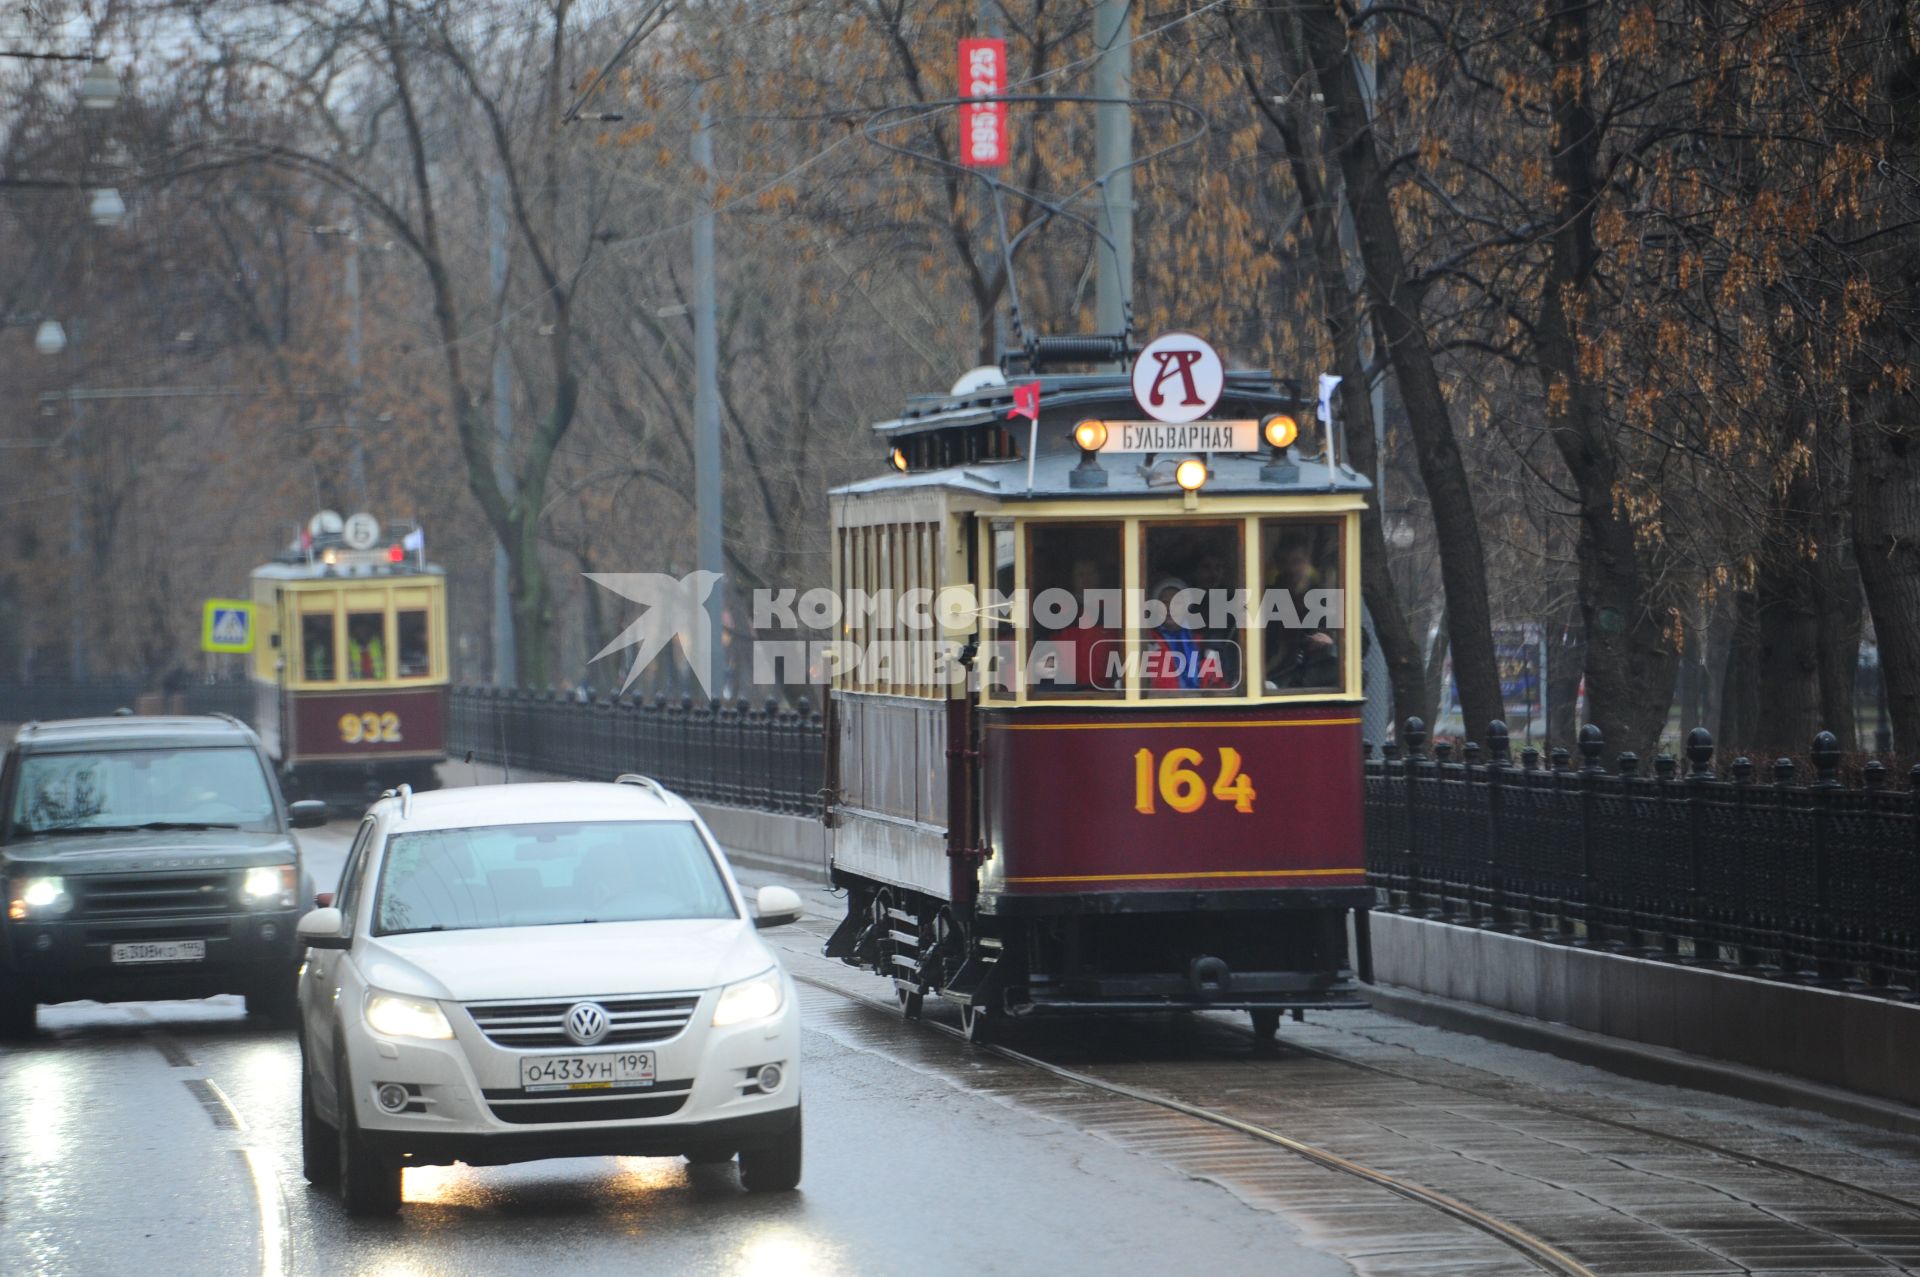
[34,319,67,356]
[78,61,119,110]
[88,187,124,227]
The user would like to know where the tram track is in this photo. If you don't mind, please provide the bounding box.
[788,968,1597,1277]
[1217,1010,1920,1226]
[764,888,1920,1274]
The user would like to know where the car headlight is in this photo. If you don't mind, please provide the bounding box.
[8,875,72,921]
[712,969,785,1027]
[242,864,297,908]
[364,990,454,1040]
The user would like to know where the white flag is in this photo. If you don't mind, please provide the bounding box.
[402,527,425,555]
[1317,373,1344,427]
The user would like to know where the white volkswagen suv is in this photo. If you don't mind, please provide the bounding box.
[295,777,805,1216]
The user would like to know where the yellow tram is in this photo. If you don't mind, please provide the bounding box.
[248,512,449,800]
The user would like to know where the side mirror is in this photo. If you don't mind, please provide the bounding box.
[753,885,804,930]
[289,799,329,829]
[296,906,350,949]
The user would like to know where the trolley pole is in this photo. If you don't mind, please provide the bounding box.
[693,97,725,696]
[489,170,517,686]
[1093,0,1132,350]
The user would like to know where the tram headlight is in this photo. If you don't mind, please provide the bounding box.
[1263,414,1299,450]
[1175,458,1209,491]
[1072,419,1108,453]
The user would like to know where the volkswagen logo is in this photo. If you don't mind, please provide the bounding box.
[563,1001,610,1046]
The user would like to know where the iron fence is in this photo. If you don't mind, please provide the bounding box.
[1365,718,1920,1000]
[448,686,826,817]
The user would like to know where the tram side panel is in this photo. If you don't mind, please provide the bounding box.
[979,705,1366,895]
[974,703,1370,1010]
[827,692,951,901]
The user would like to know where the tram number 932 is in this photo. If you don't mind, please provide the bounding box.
[338,711,402,744]
[1133,747,1256,815]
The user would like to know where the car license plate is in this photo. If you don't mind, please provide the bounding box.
[110,940,206,964]
[519,1051,655,1092]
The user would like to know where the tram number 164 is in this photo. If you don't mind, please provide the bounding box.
[1133,747,1256,815]
[339,711,402,744]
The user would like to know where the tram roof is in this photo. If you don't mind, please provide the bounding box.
[251,558,445,582]
[839,369,1372,501]
[868,369,1302,436]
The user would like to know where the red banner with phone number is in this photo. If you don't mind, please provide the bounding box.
[959,37,1007,167]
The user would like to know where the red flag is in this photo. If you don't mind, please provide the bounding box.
[1007,381,1040,422]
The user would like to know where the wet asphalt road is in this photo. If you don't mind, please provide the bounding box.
[0,820,1345,1277]
[13,809,1920,1276]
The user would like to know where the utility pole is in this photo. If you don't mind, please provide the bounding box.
[1093,0,1132,346]
[489,171,517,686]
[342,233,369,507]
[692,97,725,696]
[68,398,86,682]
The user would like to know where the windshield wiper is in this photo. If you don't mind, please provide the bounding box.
[31,824,144,836]
[381,924,450,936]
[133,821,241,831]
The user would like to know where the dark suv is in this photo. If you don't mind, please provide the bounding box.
[0,715,326,1036]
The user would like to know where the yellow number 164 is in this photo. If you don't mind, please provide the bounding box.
[1133,747,1256,815]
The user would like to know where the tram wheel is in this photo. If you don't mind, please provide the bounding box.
[960,1000,994,1046]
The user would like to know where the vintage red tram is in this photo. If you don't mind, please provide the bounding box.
[822,342,1374,1041]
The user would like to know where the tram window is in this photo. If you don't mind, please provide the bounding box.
[1141,522,1244,696]
[345,612,387,680]
[1026,522,1122,698]
[1260,520,1345,693]
[985,523,1016,695]
[397,610,431,678]
[301,614,336,682]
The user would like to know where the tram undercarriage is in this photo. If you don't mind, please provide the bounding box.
[825,875,1373,1041]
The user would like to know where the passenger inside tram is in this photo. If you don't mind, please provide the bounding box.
[1142,523,1240,695]
[1263,523,1342,692]
[302,613,335,681]
[1027,523,1121,695]
[347,613,386,680]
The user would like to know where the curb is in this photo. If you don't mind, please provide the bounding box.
[1367,982,1920,1136]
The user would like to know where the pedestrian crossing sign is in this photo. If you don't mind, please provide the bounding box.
[202,599,255,653]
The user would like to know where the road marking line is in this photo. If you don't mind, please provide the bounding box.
[202,1080,291,1277]
[240,1147,291,1277]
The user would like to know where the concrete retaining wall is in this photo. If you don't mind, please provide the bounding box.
[692,802,830,882]
[1369,911,1920,1109]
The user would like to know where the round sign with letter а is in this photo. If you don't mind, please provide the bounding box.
[1132,332,1224,424]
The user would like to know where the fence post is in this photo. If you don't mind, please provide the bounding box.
[1810,730,1843,985]
[1906,765,1920,996]
[1576,723,1605,948]
[1402,716,1429,918]
[1684,727,1714,964]
[1484,721,1508,931]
